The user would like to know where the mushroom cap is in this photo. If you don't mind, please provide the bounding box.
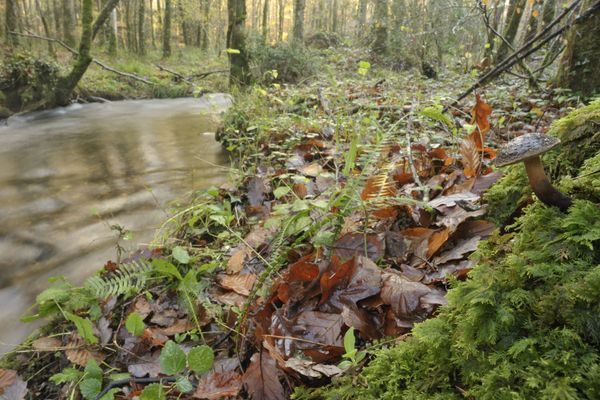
[495,133,561,167]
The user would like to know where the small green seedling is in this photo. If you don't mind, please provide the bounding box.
[338,327,367,370]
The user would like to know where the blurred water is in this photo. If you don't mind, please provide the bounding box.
[0,95,232,351]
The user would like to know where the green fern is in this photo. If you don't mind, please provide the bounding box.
[85,260,152,299]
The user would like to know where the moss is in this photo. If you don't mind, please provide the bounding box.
[484,99,600,226]
[312,195,600,399]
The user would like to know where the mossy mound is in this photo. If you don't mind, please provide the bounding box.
[302,197,600,400]
[300,103,600,400]
[485,99,600,225]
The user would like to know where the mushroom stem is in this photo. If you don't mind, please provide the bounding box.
[523,157,572,212]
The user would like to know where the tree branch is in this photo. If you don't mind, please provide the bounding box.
[92,0,120,40]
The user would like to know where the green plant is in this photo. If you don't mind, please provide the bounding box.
[338,328,367,370]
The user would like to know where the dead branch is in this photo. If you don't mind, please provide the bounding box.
[9,31,155,86]
[155,64,193,83]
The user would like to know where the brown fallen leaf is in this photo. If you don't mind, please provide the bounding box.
[427,192,479,209]
[0,369,27,400]
[295,311,344,347]
[381,269,433,318]
[218,273,257,296]
[297,163,323,177]
[194,370,242,400]
[434,236,481,265]
[65,336,104,367]
[32,336,62,352]
[243,350,286,400]
[427,228,450,258]
[214,291,247,308]
[128,351,161,378]
[285,358,343,378]
[227,248,249,274]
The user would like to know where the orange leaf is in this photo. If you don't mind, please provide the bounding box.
[429,148,448,160]
[427,228,450,258]
[319,257,355,305]
[470,94,492,148]
[460,137,481,178]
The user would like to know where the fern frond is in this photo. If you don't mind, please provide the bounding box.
[85,259,152,299]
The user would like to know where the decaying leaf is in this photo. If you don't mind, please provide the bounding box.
[32,336,62,352]
[295,311,344,347]
[381,269,434,318]
[243,351,286,400]
[285,358,343,378]
[470,94,492,148]
[65,336,105,367]
[194,370,242,399]
[218,273,257,296]
[0,369,27,400]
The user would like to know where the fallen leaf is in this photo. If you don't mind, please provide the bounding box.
[128,351,161,378]
[218,274,257,296]
[427,192,479,209]
[460,137,481,178]
[381,270,433,318]
[32,336,62,352]
[332,233,384,261]
[427,228,450,258]
[247,177,269,206]
[434,236,481,265]
[227,248,249,274]
[295,311,344,347]
[194,370,242,399]
[0,369,26,400]
[65,336,104,367]
[470,94,492,148]
[285,358,343,378]
[298,163,323,177]
[243,351,286,400]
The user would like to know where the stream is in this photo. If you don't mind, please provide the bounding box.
[0,95,232,352]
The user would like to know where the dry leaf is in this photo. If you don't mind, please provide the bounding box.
[32,336,62,352]
[295,311,344,347]
[470,94,492,148]
[194,370,242,400]
[218,273,257,296]
[243,351,286,400]
[285,358,342,378]
[0,369,26,400]
[65,336,104,367]
[227,248,249,274]
[381,270,433,318]
[460,137,481,178]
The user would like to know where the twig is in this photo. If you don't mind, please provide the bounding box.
[9,31,154,85]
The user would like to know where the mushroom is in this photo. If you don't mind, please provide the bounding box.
[495,133,572,212]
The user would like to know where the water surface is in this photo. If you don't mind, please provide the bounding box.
[0,95,232,351]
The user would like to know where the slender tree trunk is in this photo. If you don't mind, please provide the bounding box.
[277,0,284,41]
[539,0,556,32]
[495,0,526,62]
[162,0,172,56]
[331,0,338,32]
[292,0,305,42]
[138,0,146,54]
[357,0,367,32]
[227,0,251,86]
[483,0,502,61]
[201,0,209,49]
[524,1,539,43]
[52,0,61,35]
[261,0,269,41]
[108,8,118,54]
[35,0,55,54]
[555,0,600,97]
[372,0,387,54]
[62,0,77,46]
[5,0,20,44]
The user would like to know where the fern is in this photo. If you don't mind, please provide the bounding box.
[85,259,152,299]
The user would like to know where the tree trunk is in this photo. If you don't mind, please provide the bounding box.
[371,0,387,54]
[35,0,55,55]
[138,0,146,54]
[331,0,338,32]
[357,0,367,33]
[52,0,61,37]
[201,0,209,50]
[495,0,526,62]
[277,0,284,41]
[108,8,118,54]
[5,0,20,45]
[53,0,120,106]
[261,0,269,41]
[62,0,77,46]
[163,0,172,56]
[227,0,251,86]
[555,0,600,97]
[292,0,305,42]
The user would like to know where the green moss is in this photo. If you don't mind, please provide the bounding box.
[312,197,600,400]
[484,99,600,226]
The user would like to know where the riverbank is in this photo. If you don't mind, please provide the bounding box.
[1,47,594,399]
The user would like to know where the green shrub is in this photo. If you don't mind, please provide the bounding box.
[252,42,319,84]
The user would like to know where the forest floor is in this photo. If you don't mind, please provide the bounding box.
[1,46,597,399]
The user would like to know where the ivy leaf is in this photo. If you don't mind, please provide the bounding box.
[140,383,166,400]
[125,312,145,337]
[187,345,215,375]
[159,340,186,375]
[66,312,98,345]
[172,246,190,264]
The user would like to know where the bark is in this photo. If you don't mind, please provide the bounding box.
[163,0,172,56]
[262,0,269,40]
[138,0,146,54]
[371,0,387,54]
[52,0,61,34]
[292,0,305,42]
[108,8,118,54]
[227,0,251,86]
[540,0,556,31]
[35,0,55,54]
[331,0,338,32]
[201,0,209,50]
[62,0,77,46]
[149,0,155,48]
[277,0,284,41]
[495,0,526,62]
[357,0,367,32]
[53,0,120,106]
[555,0,600,97]
[6,0,20,45]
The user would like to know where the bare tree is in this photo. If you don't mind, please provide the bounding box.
[292,0,305,42]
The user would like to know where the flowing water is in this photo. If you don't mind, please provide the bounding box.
[0,95,232,352]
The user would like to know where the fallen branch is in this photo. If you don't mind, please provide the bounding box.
[192,69,229,80]
[9,31,155,86]
[155,64,193,83]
